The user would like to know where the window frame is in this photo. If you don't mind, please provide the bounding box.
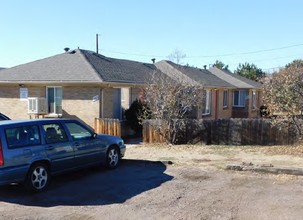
[233,90,246,107]
[46,86,63,115]
[202,89,212,115]
[65,122,93,141]
[5,125,41,149]
[252,90,257,110]
[223,90,228,108]
[42,123,69,144]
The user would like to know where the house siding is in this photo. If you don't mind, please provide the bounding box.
[63,86,100,127]
[102,87,117,119]
[0,86,28,119]
[200,89,233,120]
[217,89,233,119]
[0,85,101,127]
[130,87,142,103]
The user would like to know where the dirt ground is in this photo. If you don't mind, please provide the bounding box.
[1,144,303,220]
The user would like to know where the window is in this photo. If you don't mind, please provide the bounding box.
[47,87,62,115]
[202,90,212,115]
[233,90,246,107]
[252,90,257,110]
[223,90,228,108]
[43,123,68,144]
[65,122,93,140]
[5,125,41,148]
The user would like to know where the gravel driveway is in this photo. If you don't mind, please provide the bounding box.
[0,144,303,220]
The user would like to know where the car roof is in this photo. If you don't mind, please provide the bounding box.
[0,118,76,126]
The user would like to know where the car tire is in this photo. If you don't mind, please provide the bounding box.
[25,163,50,192]
[106,146,120,169]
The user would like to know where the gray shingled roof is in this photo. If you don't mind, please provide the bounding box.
[0,49,159,84]
[209,67,262,89]
[81,50,160,84]
[155,60,234,88]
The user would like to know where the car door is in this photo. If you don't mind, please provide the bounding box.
[42,123,75,173]
[63,121,106,167]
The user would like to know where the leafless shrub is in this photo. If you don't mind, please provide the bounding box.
[141,70,203,144]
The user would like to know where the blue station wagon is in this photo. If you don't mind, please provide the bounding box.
[0,119,126,192]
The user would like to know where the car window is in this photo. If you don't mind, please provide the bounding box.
[0,113,10,121]
[5,125,41,148]
[42,123,69,144]
[65,122,92,140]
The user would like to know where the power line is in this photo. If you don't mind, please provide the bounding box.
[101,43,303,59]
[187,43,303,58]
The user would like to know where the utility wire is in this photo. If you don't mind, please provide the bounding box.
[187,43,303,58]
[101,43,303,58]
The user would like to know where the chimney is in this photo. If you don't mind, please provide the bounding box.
[151,58,156,64]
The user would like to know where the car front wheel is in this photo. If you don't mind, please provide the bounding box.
[25,163,50,192]
[106,146,120,169]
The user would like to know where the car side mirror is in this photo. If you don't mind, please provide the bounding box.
[92,133,97,138]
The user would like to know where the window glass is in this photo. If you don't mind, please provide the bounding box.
[202,90,211,115]
[47,87,62,114]
[252,90,257,110]
[223,90,228,108]
[65,122,92,140]
[239,90,246,106]
[43,123,68,144]
[5,125,41,148]
[233,91,239,106]
[233,90,246,107]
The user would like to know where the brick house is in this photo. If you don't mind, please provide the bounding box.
[0,49,160,127]
[209,67,262,118]
[155,61,262,119]
[0,49,262,130]
[155,60,236,120]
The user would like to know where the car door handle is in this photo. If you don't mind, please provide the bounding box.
[46,146,54,151]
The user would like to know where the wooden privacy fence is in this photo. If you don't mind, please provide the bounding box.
[143,118,301,145]
[143,120,167,143]
[94,118,121,137]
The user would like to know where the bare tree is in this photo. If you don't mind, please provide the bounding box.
[167,49,186,65]
[141,70,203,144]
[262,62,303,137]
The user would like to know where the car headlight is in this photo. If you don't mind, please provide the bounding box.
[118,140,124,146]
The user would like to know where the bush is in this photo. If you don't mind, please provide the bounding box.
[125,99,151,134]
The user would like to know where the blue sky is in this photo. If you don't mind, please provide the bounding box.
[1,0,303,72]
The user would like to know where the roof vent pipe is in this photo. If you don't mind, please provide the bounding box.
[203,65,207,70]
[151,58,156,64]
[64,47,70,52]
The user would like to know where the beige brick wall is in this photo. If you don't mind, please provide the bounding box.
[130,87,142,103]
[63,86,100,127]
[0,86,47,119]
[0,85,101,127]
[216,89,233,119]
[102,87,116,119]
[198,89,233,120]
[0,86,28,119]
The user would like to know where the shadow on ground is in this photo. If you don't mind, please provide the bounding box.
[0,159,173,207]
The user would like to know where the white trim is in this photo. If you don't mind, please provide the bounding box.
[46,86,63,114]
